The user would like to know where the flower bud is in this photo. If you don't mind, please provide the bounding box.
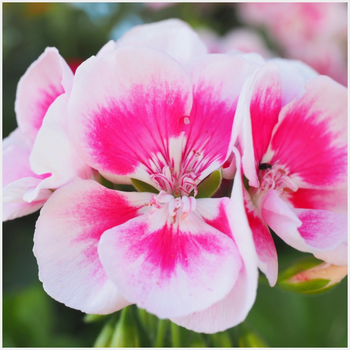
[277,256,348,294]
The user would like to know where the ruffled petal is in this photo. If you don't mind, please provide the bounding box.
[182,54,260,179]
[294,208,347,252]
[2,178,51,221]
[68,46,193,185]
[33,178,150,314]
[115,19,207,63]
[314,242,347,266]
[270,76,347,188]
[244,191,278,286]
[3,129,35,188]
[28,94,91,201]
[98,207,242,319]
[171,148,258,332]
[15,47,73,138]
[238,62,282,187]
[262,190,347,259]
[271,58,318,106]
[286,186,347,215]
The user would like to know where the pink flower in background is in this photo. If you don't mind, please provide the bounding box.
[238,3,347,86]
[33,46,260,333]
[2,48,92,221]
[236,61,347,285]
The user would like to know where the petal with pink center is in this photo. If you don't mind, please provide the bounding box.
[115,19,207,64]
[286,186,347,215]
[182,54,260,180]
[294,208,347,252]
[27,94,91,202]
[68,47,193,184]
[270,76,347,188]
[3,178,52,221]
[171,148,258,332]
[238,62,282,188]
[15,47,73,138]
[244,191,278,286]
[33,178,151,314]
[262,190,347,257]
[98,208,242,319]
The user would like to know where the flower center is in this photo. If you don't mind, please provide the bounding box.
[147,165,200,222]
[147,190,197,223]
[258,163,298,195]
[150,165,199,197]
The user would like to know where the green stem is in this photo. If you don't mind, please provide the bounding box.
[154,319,168,347]
[171,322,180,347]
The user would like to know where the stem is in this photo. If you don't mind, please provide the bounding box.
[171,322,180,347]
[154,319,168,347]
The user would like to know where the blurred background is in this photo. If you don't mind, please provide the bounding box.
[3,2,348,347]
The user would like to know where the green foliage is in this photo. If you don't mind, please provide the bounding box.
[195,169,222,198]
[131,178,159,194]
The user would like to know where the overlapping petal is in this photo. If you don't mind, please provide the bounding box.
[15,47,73,138]
[171,148,258,332]
[269,76,347,189]
[33,178,151,314]
[68,46,193,185]
[115,19,207,64]
[99,206,241,319]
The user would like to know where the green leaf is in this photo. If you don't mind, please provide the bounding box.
[131,178,159,194]
[195,170,222,199]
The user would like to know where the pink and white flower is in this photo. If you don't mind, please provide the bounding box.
[33,46,260,333]
[236,61,347,286]
[2,47,92,221]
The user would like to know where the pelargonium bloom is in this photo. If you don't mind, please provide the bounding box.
[236,61,347,286]
[33,46,260,333]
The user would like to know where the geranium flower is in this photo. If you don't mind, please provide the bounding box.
[33,46,260,333]
[236,62,347,286]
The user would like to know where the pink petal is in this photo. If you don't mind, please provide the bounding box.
[238,62,282,187]
[98,208,242,319]
[262,190,347,258]
[3,178,51,221]
[15,47,73,138]
[286,186,347,215]
[294,208,347,252]
[28,94,91,201]
[271,58,318,106]
[3,129,35,188]
[115,19,207,64]
[270,76,347,188]
[244,191,278,286]
[314,241,347,266]
[96,40,116,57]
[33,178,150,314]
[171,148,258,332]
[183,54,260,179]
[68,46,193,184]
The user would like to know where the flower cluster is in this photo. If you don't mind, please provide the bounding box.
[2,19,347,334]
